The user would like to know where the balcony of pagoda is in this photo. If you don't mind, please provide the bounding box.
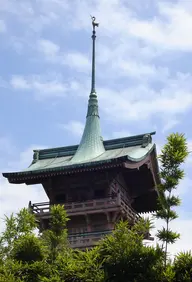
[68,230,111,249]
[68,229,154,249]
[29,196,139,224]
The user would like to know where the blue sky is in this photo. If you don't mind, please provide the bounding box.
[0,0,192,255]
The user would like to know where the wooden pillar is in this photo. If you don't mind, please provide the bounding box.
[106,212,113,230]
[85,214,92,232]
[45,178,54,204]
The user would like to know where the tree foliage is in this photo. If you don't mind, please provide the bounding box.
[155,133,189,265]
[41,204,69,263]
[0,203,191,282]
[99,220,164,282]
[12,234,45,263]
[0,208,37,260]
[173,251,192,282]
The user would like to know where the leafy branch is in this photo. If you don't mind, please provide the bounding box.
[155,133,189,266]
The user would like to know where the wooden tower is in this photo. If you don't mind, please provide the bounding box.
[3,17,160,249]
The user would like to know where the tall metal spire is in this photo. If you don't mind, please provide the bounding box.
[90,16,98,94]
[72,16,105,163]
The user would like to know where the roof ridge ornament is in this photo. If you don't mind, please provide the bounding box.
[141,134,152,148]
[32,150,39,164]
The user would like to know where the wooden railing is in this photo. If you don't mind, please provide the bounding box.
[68,228,153,249]
[120,197,140,223]
[29,196,139,223]
[30,197,120,215]
[68,231,111,249]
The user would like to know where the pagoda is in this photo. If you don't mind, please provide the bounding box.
[3,17,160,249]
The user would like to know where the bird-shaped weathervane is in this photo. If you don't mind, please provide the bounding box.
[90,15,99,30]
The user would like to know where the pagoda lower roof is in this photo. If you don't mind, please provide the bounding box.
[3,132,156,181]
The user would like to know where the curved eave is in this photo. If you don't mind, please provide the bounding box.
[2,145,156,184]
[126,143,155,162]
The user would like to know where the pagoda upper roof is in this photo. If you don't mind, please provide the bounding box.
[3,131,157,183]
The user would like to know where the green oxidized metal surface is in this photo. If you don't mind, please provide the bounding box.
[4,143,155,177]
[2,132,156,178]
[33,132,156,160]
[72,17,105,163]
[72,92,105,163]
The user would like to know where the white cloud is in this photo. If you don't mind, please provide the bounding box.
[0,178,48,228]
[55,0,192,53]
[33,81,66,94]
[0,0,59,33]
[30,12,58,33]
[37,39,60,57]
[10,75,70,98]
[37,38,90,72]
[162,119,180,133]
[35,36,91,73]
[2,0,192,134]
[59,120,84,138]
[73,0,192,52]
[0,142,49,233]
[115,60,163,79]
[128,2,192,51]
[2,1,192,52]
[0,19,6,33]
[111,130,133,139]
[0,141,47,173]
[63,52,90,72]
[11,76,30,90]
[0,0,34,17]
[97,71,192,123]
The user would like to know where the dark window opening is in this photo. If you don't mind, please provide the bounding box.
[55,194,66,203]
[94,189,105,199]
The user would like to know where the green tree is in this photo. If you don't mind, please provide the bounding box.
[0,208,37,260]
[0,271,24,282]
[12,234,44,263]
[72,248,104,282]
[41,204,69,263]
[0,208,48,282]
[173,251,192,282]
[46,247,104,282]
[155,133,189,266]
[99,219,164,282]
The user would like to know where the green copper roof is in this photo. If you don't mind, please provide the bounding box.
[2,132,156,180]
[72,92,105,163]
[32,132,155,160]
[24,141,154,173]
[72,17,105,163]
